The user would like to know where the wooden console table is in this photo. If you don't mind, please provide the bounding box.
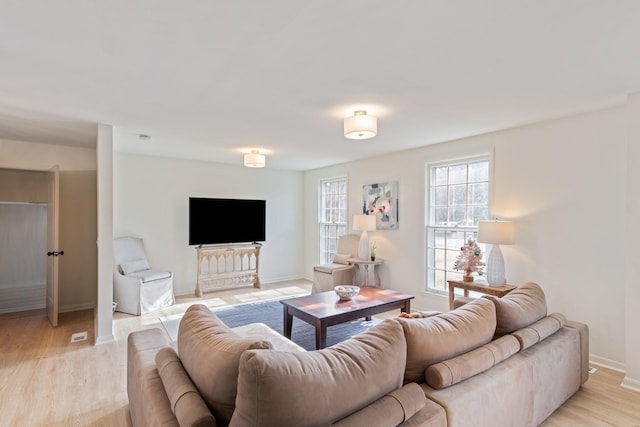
[195,244,261,297]
[447,279,516,310]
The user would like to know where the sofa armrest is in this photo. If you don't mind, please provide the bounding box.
[564,320,590,385]
[156,347,216,427]
[331,383,442,427]
[127,328,178,427]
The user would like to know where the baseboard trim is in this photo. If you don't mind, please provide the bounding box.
[621,376,640,392]
[590,354,626,373]
[59,302,95,313]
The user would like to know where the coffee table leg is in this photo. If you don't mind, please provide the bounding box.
[283,306,293,339]
[402,300,411,314]
[316,320,327,349]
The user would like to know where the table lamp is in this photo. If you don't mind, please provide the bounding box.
[353,214,376,260]
[477,220,515,286]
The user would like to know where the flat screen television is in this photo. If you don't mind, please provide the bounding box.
[189,197,266,245]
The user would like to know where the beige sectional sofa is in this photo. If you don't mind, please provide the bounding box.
[127,282,589,427]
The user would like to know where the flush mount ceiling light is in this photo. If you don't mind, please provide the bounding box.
[344,110,377,140]
[243,150,266,168]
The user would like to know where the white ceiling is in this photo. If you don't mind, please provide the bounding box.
[1,1,640,171]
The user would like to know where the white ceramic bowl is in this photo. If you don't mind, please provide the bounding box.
[334,285,360,300]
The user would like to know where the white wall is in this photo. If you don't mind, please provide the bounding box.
[304,105,631,375]
[113,153,305,296]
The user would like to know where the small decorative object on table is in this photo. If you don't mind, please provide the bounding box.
[334,285,360,300]
[370,241,377,261]
[453,237,485,282]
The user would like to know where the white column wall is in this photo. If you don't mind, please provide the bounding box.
[304,105,630,371]
[624,93,640,390]
[95,124,114,345]
[113,153,305,296]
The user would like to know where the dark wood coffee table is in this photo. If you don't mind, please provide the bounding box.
[280,286,414,349]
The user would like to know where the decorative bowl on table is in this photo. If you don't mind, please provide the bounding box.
[334,285,360,300]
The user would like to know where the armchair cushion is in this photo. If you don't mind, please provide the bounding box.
[126,269,172,283]
[121,259,150,275]
[332,253,352,265]
[314,263,352,274]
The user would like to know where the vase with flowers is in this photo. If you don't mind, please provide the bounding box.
[453,237,485,282]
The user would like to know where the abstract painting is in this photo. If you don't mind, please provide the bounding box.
[362,181,398,229]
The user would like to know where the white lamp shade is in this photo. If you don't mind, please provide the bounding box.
[353,214,376,231]
[344,110,377,140]
[477,220,515,245]
[244,150,265,168]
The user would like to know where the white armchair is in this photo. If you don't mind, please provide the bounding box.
[113,236,175,315]
[312,234,360,293]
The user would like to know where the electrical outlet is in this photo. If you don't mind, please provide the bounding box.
[588,367,597,374]
[71,332,88,343]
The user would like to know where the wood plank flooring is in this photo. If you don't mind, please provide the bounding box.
[1,279,638,427]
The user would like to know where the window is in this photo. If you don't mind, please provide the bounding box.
[426,157,490,292]
[319,177,347,264]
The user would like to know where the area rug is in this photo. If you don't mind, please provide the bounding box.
[159,296,380,351]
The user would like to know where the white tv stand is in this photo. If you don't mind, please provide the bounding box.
[195,244,261,297]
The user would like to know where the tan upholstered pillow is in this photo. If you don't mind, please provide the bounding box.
[155,347,216,427]
[511,313,566,351]
[425,335,520,389]
[177,304,272,425]
[332,253,352,265]
[483,281,547,336]
[229,319,406,427]
[397,298,497,384]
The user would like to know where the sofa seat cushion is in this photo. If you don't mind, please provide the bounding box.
[156,347,216,427]
[177,304,272,426]
[425,334,520,389]
[483,282,547,336]
[398,298,497,384]
[230,319,407,427]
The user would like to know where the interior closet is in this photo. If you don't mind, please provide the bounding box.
[0,169,48,314]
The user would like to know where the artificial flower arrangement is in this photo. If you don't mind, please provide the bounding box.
[369,241,377,260]
[453,236,485,282]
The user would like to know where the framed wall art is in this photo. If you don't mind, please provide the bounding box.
[362,181,398,229]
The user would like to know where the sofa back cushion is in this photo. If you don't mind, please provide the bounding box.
[229,319,406,427]
[398,297,496,384]
[177,304,272,426]
[483,281,547,336]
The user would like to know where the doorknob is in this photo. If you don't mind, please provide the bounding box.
[47,251,65,256]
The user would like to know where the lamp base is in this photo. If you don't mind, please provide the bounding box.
[485,244,506,286]
[358,230,370,260]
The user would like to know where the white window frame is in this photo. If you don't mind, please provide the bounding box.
[319,176,348,264]
[425,154,492,293]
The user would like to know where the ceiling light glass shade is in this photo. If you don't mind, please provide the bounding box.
[344,110,377,140]
[244,150,266,168]
[477,220,515,286]
[353,214,377,259]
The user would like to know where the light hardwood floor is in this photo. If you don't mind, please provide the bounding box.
[1,279,639,427]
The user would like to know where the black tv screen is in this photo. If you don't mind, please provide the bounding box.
[189,197,266,245]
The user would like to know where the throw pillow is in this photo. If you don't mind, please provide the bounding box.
[177,304,272,426]
[397,298,497,384]
[482,281,547,336]
[332,253,351,265]
[229,319,406,427]
[120,258,150,275]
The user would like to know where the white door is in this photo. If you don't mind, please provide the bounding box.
[46,165,60,327]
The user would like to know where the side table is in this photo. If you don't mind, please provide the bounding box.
[348,258,384,287]
[447,279,516,310]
